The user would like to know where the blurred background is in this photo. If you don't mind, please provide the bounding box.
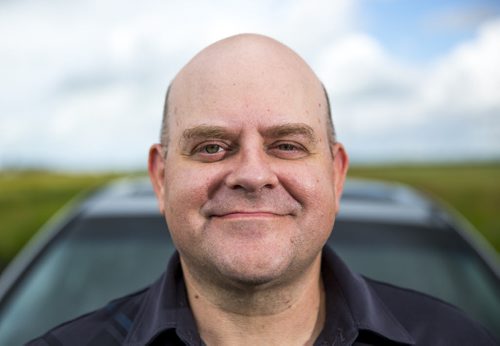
[1,0,499,270]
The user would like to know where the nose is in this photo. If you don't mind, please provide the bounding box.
[225,148,279,192]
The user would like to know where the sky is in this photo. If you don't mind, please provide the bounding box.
[1,0,499,171]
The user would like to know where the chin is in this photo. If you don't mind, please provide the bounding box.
[214,254,295,289]
[219,269,287,289]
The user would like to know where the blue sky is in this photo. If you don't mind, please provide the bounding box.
[0,0,499,170]
[360,0,500,61]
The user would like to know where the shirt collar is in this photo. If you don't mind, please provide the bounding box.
[123,252,202,345]
[124,247,415,346]
[319,246,415,345]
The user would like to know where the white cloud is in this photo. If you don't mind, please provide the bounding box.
[422,20,500,115]
[0,0,356,170]
[316,33,421,134]
[0,1,499,169]
[315,19,500,162]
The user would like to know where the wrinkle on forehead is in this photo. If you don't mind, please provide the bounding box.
[181,123,317,145]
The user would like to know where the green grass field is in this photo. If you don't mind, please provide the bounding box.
[0,164,498,272]
[0,171,123,271]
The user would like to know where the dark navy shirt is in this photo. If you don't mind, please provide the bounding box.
[28,246,497,345]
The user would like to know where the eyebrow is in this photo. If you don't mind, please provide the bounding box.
[181,126,236,142]
[261,123,317,144]
[180,123,317,144]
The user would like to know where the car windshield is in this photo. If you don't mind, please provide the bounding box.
[0,216,498,345]
[330,220,500,337]
[0,216,173,345]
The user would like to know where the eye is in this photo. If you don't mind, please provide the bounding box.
[190,142,232,162]
[268,142,309,159]
[202,144,224,154]
[276,143,299,151]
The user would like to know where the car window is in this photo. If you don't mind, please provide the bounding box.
[0,216,173,346]
[329,220,500,337]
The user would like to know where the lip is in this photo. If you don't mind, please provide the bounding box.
[211,211,284,219]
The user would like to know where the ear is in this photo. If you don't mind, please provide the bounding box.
[148,144,167,214]
[331,142,349,213]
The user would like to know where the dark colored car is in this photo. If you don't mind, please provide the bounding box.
[0,178,498,344]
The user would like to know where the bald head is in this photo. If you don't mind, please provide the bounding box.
[160,34,335,148]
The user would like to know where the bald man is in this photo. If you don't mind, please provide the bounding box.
[29,35,496,346]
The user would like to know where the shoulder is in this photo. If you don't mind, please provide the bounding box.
[26,288,147,346]
[365,277,498,345]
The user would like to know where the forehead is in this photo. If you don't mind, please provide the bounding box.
[169,84,327,142]
[167,37,327,138]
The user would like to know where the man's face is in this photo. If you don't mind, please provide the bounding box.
[149,37,348,288]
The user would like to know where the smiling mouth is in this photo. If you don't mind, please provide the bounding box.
[212,211,284,219]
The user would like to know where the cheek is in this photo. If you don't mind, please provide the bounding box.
[162,165,209,249]
[163,163,224,218]
[278,164,337,256]
[280,162,336,210]
[280,162,337,243]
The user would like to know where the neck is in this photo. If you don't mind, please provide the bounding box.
[181,254,326,346]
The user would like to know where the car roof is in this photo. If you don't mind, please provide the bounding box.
[79,177,451,227]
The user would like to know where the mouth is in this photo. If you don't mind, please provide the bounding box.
[211,211,286,219]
